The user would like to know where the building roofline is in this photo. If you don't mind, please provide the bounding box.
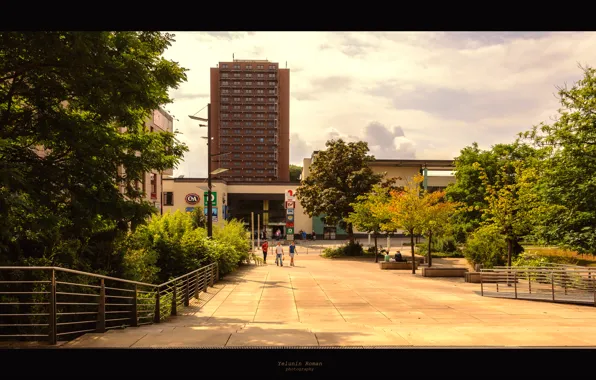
[164,177,301,186]
[369,159,455,167]
[156,106,174,122]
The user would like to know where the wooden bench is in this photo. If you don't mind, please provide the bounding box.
[421,267,468,277]
[379,261,418,270]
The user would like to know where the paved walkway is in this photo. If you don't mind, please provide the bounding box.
[66,254,596,347]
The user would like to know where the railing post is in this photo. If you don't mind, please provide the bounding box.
[48,269,57,345]
[480,271,483,296]
[131,284,138,327]
[153,286,161,323]
[203,268,208,292]
[210,265,214,287]
[96,279,106,333]
[593,277,595,307]
[551,273,555,301]
[171,285,177,316]
[514,271,517,299]
[529,271,532,294]
[216,262,219,282]
[184,277,190,307]
[564,272,568,295]
[194,272,200,299]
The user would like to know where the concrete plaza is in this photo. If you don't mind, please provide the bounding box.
[66,253,596,347]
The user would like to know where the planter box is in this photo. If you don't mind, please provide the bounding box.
[379,261,418,270]
[465,272,481,283]
[421,267,468,277]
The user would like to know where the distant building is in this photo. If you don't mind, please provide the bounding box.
[162,151,455,240]
[209,59,290,182]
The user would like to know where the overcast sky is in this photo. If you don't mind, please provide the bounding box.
[162,32,596,178]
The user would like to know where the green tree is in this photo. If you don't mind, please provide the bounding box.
[289,164,302,181]
[523,65,596,255]
[0,32,188,271]
[381,174,427,274]
[445,141,541,245]
[296,139,383,243]
[473,161,542,266]
[346,182,396,262]
[419,190,458,267]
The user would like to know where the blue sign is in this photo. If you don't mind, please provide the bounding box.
[185,207,195,213]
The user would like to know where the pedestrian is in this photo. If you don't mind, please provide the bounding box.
[289,241,297,266]
[312,230,316,241]
[261,240,269,264]
[301,230,306,241]
[275,229,281,241]
[275,241,284,266]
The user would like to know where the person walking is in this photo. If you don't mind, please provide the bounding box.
[275,229,281,241]
[312,230,316,241]
[275,241,284,266]
[261,240,269,264]
[289,241,297,266]
[301,230,306,241]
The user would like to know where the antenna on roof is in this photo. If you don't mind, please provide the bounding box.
[286,61,287,68]
[233,53,234,60]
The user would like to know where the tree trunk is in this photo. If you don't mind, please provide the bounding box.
[507,238,513,267]
[427,231,432,268]
[374,231,378,263]
[410,232,416,274]
[347,223,354,244]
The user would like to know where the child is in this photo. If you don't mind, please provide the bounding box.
[289,241,297,266]
[261,240,269,264]
[275,242,284,266]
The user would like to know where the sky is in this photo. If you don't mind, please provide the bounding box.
[162,31,596,178]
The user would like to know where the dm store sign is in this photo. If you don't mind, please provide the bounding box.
[185,193,200,205]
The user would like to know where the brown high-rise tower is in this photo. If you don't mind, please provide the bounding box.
[210,59,290,182]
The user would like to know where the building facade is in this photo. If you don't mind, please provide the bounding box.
[162,153,456,240]
[116,107,174,213]
[209,59,290,182]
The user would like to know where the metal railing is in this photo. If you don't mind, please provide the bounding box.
[0,262,219,345]
[480,266,596,306]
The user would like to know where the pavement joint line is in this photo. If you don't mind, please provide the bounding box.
[129,333,149,348]
[310,271,347,322]
[289,274,301,323]
[253,270,270,323]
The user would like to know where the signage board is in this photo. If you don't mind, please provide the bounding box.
[185,207,195,213]
[285,200,295,209]
[203,207,218,217]
[286,208,294,215]
[203,191,217,206]
[285,189,296,202]
[286,222,294,228]
[185,193,200,205]
[286,227,294,235]
[286,214,294,222]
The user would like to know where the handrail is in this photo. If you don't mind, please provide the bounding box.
[1,267,157,288]
[479,266,595,306]
[0,262,220,345]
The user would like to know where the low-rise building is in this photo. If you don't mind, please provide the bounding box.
[163,152,455,240]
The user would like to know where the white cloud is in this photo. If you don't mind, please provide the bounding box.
[161,31,596,176]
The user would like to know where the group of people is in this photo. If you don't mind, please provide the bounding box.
[260,240,297,267]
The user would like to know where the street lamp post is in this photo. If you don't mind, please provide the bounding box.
[189,104,229,238]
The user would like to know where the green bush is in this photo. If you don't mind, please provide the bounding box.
[416,236,462,257]
[463,224,507,268]
[322,242,364,258]
[121,211,250,283]
[513,251,577,267]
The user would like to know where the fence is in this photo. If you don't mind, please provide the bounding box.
[479,266,596,306]
[0,262,218,345]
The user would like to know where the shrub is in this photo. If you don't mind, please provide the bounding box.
[322,242,364,258]
[416,236,462,257]
[514,251,578,267]
[463,224,507,268]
